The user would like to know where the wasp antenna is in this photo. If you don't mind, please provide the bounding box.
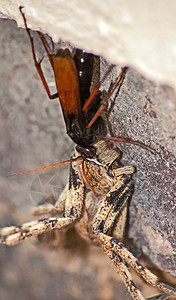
[101,136,158,154]
[7,156,82,177]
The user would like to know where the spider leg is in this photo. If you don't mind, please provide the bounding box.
[0,216,74,246]
[92,171,176,299]
[93,170,135,235]
[146,292,171,300]
[109,239,176,297]
[93,173,145,299]
[32,204,63,216]
[0,159,85,246]
[97,235,176,299]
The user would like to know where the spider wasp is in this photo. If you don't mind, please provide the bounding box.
[0,6,176,300]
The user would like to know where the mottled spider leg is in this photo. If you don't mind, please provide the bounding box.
[146,292,172,300]
[0,159,85,246]
[0,217,73,246]
[92,168,176,299]
[64,158,85,218]
[92,171,143,299]
[110,240,176,297]
[93,168,135,234]
[105,247,144,300]
[99,236,176,299]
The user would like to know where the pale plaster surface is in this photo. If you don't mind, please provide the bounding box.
[0,0,176,89]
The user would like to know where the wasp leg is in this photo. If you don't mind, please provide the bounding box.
[19,6,58,100]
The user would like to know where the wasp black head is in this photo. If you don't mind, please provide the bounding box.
[75,145,96,158]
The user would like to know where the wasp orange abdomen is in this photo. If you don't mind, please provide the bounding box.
[53,48,81,119]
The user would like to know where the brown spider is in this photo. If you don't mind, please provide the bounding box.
[1,140,176,300]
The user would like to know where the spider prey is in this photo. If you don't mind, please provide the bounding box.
[1,6,176,300]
